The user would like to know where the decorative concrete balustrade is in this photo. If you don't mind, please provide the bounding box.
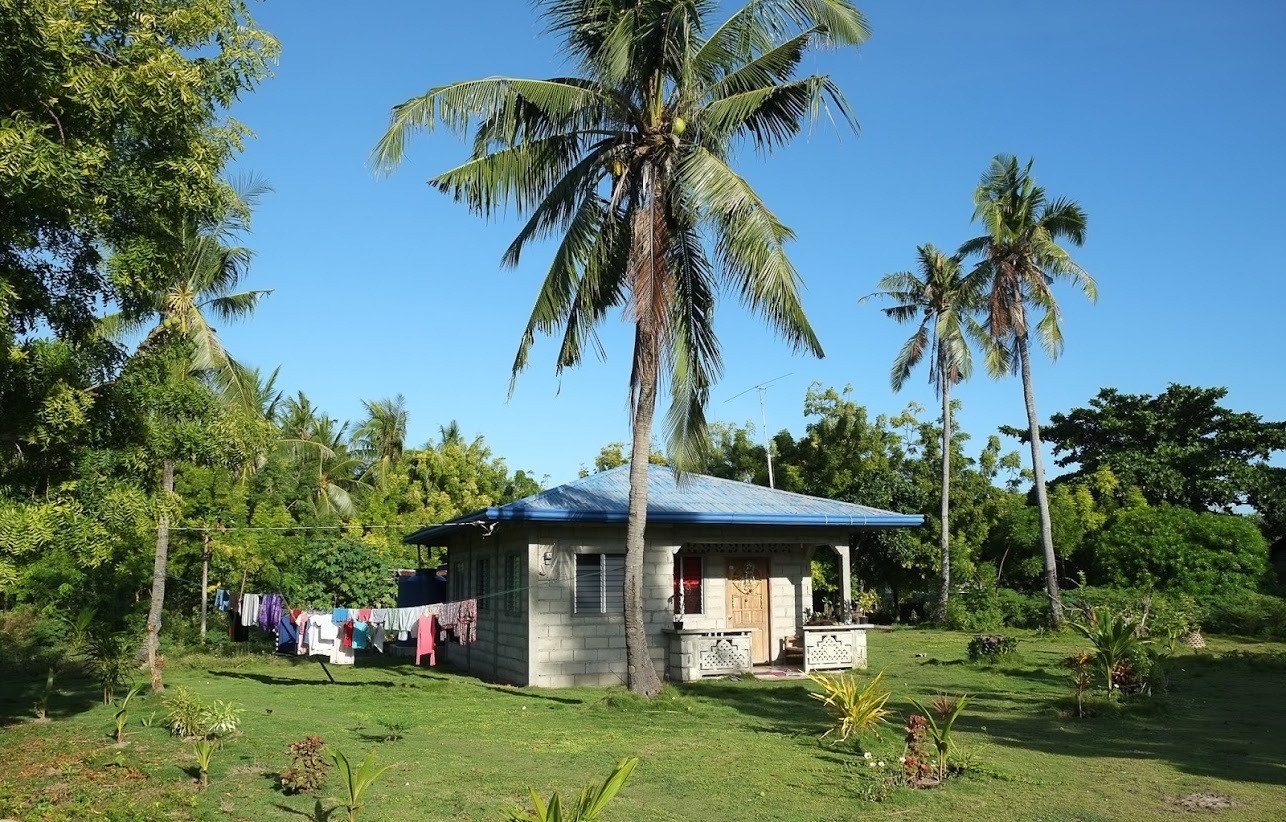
[801,624,869,673]
[664,628,754,681]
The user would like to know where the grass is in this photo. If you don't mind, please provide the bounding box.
[2,629,1285,820]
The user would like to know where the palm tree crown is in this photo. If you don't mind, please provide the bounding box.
[374,0,867,465]
[103,178,273,408]
[961,155,1097,374]
[865,244,984,394]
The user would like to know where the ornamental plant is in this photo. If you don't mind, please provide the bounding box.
[281,736,330,795]
[1070,607,1147,693]
[509,758,639,822]
[909,694,970,782]
[809,670,894,743]
[328,748,393,822]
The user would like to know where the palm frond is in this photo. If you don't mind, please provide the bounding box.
[373,78,613,172]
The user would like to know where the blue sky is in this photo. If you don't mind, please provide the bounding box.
[222,0,1286,486]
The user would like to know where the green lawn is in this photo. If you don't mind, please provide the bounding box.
[3,629,1285,820]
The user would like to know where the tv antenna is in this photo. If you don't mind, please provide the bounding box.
[724,373,792,488]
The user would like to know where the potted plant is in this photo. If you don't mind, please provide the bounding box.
[854,590,880,623]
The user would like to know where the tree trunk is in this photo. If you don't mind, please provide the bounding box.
[199,533,211,640]
[935,372,952,624]
[145,459,174,691]
[624,328,663,697]
[1017,334,1063,627]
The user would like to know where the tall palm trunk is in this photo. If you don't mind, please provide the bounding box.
[1016,334,1063,627]
[936,358,952,623]
[199,533,211,639]
[145,459,174,691]
[624,342,662,697]
[623,183,664,698]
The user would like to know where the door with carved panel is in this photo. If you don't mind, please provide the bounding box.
[726,557,770,663]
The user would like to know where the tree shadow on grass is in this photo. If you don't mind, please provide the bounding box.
[272,800,338,821]
[680,680,829,737]
[207,670,398,688]
[482,685,584,705]
[972,654,1286,787]
[0,668,105,726]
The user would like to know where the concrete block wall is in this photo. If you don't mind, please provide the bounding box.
[439,531,529,686]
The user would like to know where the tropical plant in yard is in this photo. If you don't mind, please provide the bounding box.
[193,736,218,790]
[112,685,143,745]
[809,670,894,742]
[374,0,868,696]
[281,736,331,795]
[863,244,984,622]
[1063,650,1095,718]
[961,154,1097,628]
[101,178,271,689]
[1069,606,1146,694]
[34,666,55,721]
[82,629,133,705]
[909,693,970,782]
[508,757,639,822]
[328,748,393,822]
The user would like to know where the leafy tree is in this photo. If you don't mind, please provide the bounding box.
[962,155,1098,627]
[374,0,868,695]
[864,244,985,621]
[1030,384,1286,514]
[0,0,277,345]
[101,177,271,689]
[583,441,668,476]
[285,537,395,609]
[1093,506,1270,595]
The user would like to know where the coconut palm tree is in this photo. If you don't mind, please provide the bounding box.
[279,393,366,519]
[863,245,984,622]
[960,155,1097,628]
[374,0,867,697]
[102,179,270,689]
[354,395,409,489]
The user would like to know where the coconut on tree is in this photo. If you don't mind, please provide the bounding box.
[374,0,869,695]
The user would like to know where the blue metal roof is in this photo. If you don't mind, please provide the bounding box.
[404,464,923,544]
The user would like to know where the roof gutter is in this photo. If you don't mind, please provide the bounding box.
[405,509,924,545]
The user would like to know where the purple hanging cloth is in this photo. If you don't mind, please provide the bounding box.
[258,593,284,631]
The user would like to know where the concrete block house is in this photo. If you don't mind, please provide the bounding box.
[404,465,923,688]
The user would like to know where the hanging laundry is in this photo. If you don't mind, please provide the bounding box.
[295,612,311,655]
[332,607,350,624]
[370,608,389,626]
[213,588,231,611]
[228,604,248,642]
[415,612,437,666]
[341,620,355,648]
[259,594,284,632]
[310,616,339,658]
[352,620,369,650]
[370,623,386,653]
[330,642,355,665]
[276,612,299,654]
[356,608,372,622]
[240,593,260,627]
[457,598,478,645]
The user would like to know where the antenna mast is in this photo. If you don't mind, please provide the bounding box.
[725,373,792,489]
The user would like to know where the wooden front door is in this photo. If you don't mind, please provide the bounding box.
[726,557,771,663]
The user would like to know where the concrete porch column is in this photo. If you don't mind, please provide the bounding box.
[831,544,852,611]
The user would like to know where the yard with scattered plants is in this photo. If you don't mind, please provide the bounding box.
[3,628,1284,821]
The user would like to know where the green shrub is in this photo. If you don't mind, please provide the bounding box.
[967,635,1018,663]
[1093,506,1270,595]
[944,587,1046,631]
[1204,591,1286,638]
[0,606,69,674]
